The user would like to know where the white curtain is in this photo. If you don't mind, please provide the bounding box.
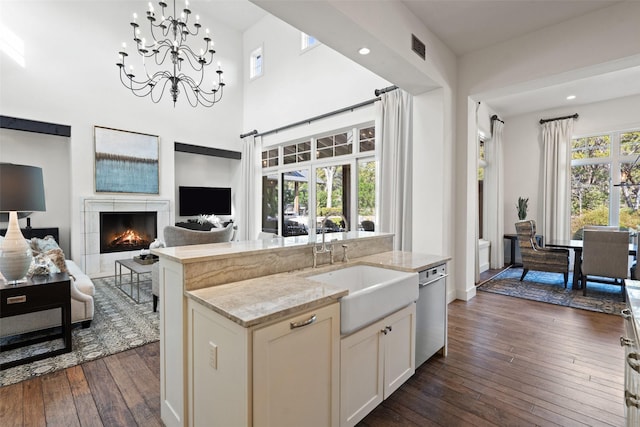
[485,118,504,268]
[241,135,262,241]
[542,118,575,242]
[378,89,413,251]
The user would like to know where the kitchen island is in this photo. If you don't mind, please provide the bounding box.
[152,232,449,427]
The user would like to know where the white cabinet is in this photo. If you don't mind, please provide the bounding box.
[253,303,340,427]
[187,299,340,427]
[340,303,416,427]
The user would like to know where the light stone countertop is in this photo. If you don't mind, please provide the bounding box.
[186,250,450,328]
[152,231,390,264]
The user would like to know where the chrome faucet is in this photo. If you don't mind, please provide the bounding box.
[312,214,349,268]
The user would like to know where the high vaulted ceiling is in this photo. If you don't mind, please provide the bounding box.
[219,0,639,117]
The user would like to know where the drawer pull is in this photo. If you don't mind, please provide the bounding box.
[621,336,635,347]
[622,308,632,319]
[626,390,640,409]
[6,295,27,304]
[290,314,317,329]
[628,353,640,374]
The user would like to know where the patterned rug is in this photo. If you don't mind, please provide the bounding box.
[478,267,626,315]
[0,274,158,387]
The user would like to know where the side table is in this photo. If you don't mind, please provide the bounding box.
[0,273,72,370]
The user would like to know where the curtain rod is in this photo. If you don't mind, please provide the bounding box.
[539,113,579,125]
[491,114,504,124]
[239,85,398,139]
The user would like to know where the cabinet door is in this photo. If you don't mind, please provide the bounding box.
[253,303,340,427]
[340,318,385,427]
[383,303,416,397]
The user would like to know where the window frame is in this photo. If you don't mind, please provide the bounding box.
[261,123,377,236]
[249,45,264,80]
[570,127,640,231]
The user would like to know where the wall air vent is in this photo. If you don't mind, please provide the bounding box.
[411,34,426,60]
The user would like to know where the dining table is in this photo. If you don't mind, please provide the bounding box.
[545,239,637,289]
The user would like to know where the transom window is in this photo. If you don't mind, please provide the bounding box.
[301,32,319,51]
[250,46,263,79]
[283,140,311,165]
[570,129,640,238]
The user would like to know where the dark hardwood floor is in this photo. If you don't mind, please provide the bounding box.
[0,291,625,426]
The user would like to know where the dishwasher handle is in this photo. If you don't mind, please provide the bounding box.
[419,273,448,287]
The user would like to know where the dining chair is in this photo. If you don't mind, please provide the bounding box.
[581,229,629,301]
[515,220,569,286]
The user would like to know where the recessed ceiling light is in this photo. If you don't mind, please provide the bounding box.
[358,47,370,55]
[566,95,576,100]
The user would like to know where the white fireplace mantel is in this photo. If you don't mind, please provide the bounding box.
[80,197,171,277]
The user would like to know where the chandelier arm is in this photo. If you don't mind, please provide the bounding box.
[150,77,174,104]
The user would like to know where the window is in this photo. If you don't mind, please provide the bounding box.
[250,46,263,79]
[478,137,486,239]
[261,124,377,237]
[283,140,311,165]
[261,148,278,168]
[570,130,640,238]
[301,32,319,52]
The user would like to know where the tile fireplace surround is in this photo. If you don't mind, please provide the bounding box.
[81,198,171,277]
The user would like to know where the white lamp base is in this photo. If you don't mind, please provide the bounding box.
[0,211,32,283]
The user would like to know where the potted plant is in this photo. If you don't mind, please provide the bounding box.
[517,197,529,220]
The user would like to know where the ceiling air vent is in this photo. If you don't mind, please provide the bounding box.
[411,34,426,60]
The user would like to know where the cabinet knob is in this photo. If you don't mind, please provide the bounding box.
[621,308,632,319]
[380,326,392,335]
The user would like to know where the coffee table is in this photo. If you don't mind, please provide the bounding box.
[115,258,154,303]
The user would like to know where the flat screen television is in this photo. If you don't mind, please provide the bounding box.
[179,186,232,216]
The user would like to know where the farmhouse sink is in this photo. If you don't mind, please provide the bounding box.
[307,265,418,335]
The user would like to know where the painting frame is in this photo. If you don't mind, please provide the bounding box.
[94,126,159,194]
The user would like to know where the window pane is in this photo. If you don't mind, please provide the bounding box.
[359,127,375,152]
[621,131,640,156]
[281,170,309,237]
[262,175,278,234]
[571,164,610,238]
[316,164,350,234]
[571,135,610,160]
[358,160,376,231]
[620,163,640,230]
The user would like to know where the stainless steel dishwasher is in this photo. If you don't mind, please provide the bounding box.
[415,264,448,367]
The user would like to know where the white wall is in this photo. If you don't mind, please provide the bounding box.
[0,129,71,255]
[502,94,640,236]
[243,14,391,135]
[455,1,640,296]
[0,1,244,264]
[174,151,240,223]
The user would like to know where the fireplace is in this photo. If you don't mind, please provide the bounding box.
[100,211,157,254]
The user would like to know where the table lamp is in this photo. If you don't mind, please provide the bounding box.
[0,163,46,283]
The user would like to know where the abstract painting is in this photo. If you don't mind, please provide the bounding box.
[94,126,159,194]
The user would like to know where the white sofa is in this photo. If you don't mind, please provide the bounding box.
[0,259,95,338]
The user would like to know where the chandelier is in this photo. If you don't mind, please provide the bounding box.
[116,0,225,107]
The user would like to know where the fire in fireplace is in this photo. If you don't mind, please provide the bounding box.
[100,211,157,254]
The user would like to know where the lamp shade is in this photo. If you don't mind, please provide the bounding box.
[0,163,46,213]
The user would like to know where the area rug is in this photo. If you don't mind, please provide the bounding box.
[478,267,626,315]
[0,274,159,387]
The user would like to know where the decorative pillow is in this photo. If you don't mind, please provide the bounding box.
[42,248,69,274]
[30,235,61,255]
